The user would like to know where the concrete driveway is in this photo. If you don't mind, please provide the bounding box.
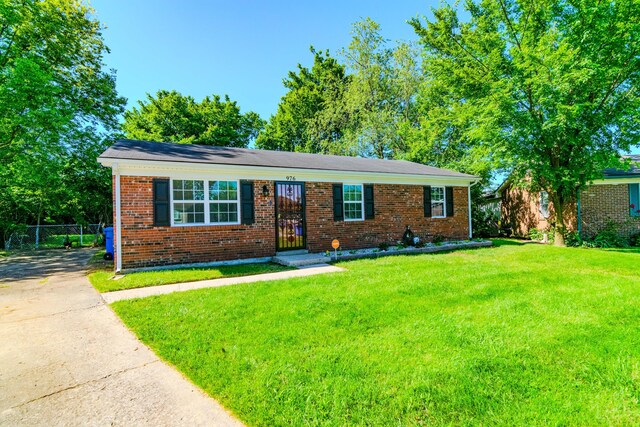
[0,249,242,426]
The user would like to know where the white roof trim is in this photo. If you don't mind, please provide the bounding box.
[591,177,640,185]
[98,158,477,186]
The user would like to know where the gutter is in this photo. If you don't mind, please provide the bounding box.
[468,180,480,238]
[577,192,582,237]
[114,163,122,273]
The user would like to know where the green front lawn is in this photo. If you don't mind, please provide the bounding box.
[90,263,291,293]
[113,241,640,425]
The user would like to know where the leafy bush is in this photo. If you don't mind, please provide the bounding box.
[432,234,445,244]
[629,232,640,247]
[582,221,628,248]
[378,242,390,251]
[565,232,583,247]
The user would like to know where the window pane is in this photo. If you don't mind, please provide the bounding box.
[343,184,362,202]
[173,202,205,224]
[431,202,444,217]
[344,202,363,220]
[431,186,444,202]
[210,202,239,223]
[209,181,238,201]
[173,180,204,201]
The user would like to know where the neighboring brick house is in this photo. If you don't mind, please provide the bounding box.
[98,140,478,271]
[499,155,640,239]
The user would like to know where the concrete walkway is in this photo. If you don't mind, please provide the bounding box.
[0,249,243,426]
[103,264,345,303]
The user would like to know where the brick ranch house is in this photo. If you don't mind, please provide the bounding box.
[499,155,640,239]
[98,140,479,271]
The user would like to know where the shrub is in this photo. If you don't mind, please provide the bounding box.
[378,242,390,251]
[630,232,640,247]
[565,232,583,247]
[583,221,628,248]
[432,234,445,244]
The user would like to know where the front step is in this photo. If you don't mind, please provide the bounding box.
[275,250,308,256]
[273,252,331,267]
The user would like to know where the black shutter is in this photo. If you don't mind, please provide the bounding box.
[153,178,170,226]
[446,187,454,217]
[333,184,344,221]
[240,181,255,225]
[424,186,432,218]
[364,184,374,219]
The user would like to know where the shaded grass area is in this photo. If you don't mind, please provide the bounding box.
[40,233,99,248]
[90,263,291,293]
[113,243,640,425]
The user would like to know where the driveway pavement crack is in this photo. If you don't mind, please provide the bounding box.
[1,302,104,324]
[8,360,160,410]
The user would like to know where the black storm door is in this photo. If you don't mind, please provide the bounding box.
[275,182,306,251]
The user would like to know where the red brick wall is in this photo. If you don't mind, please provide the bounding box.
[114,176,470,269]
[580,184,640,238]
[305,182,469,252]
[500,184,577,237]
[116,176,275,269]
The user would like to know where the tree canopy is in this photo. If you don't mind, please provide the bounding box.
[410,0,640,244]
[255,48,351,154]
[0,0,126,243]
[123,90,264,148]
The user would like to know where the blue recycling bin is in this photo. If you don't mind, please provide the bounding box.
[104,227,114,260]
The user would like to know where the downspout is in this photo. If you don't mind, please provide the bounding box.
[114,163,122,273]
[577,192,582,237]
[468,180,480,239]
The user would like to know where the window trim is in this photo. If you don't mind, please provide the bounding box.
[431,186,446,218]
[539,191,550,219]
[343,183,365,222]
[170,179,241,226]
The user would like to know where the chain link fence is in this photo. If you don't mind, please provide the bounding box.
[4,224,106,251]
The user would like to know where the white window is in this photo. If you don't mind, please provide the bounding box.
[209,180,239,224]
[540,191,550,218]
[343,184,364,221]
[173,180,205,224]
[431,186,446,218]
[171,179,240,225]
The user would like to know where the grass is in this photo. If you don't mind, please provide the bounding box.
[89,262,291,293]
[112,240,640,426]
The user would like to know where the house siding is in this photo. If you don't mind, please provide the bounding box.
[114,176,470,269]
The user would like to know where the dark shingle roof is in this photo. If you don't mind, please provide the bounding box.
[603,155,640,177]
[99,139,476,179]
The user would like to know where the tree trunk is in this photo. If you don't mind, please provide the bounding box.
[554,198,566,247]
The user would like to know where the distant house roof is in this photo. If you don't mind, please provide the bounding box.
[99,139,476,179]
[603,154,640,177]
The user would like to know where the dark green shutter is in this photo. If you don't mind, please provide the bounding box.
[630,184,640,217]
[333,184,344,221]
[424,186,432,217]
[153,178,170,226]
[364,184,374,219]
[446,187,454,217]
[240,181,255,225]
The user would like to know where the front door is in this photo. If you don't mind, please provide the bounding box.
[275,182,306,251]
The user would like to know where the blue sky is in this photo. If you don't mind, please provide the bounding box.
[90,0,435,120]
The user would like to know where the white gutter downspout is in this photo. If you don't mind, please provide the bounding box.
[114,163,122,273]
[468,180,480,239]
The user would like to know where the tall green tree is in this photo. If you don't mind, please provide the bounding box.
[411,0,640,245]
[0,0,126,244]
[123,90,264,147]
[341,18,421,159]
[256,48,351,154]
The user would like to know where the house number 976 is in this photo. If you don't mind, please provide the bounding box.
[286,176,296,181]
